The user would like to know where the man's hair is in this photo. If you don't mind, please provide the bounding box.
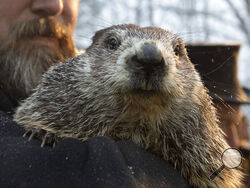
[0,17,76,100]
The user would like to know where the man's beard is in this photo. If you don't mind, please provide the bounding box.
[0,17,76,100]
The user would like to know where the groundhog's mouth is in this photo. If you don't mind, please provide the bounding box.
[129,72,164,91]
[127,79,164,96]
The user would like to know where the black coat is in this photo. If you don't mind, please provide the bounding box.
[0,90,190,188]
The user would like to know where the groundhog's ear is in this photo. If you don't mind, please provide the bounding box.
[172,41,186,58]
[173,42,192,65]
[184,45,196,64]
[180,46,192,62]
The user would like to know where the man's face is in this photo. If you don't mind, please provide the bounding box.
[0,0,79,99]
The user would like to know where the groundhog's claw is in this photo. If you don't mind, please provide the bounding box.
[41,132,59,148]
[23,129,59,147]
[23,130,31,138]
[23,129,45,140]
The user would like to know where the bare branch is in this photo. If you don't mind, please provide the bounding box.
[158,5,227,22]
[224,0,250,43]
[135,1,142,25]
[147,0,154,25]
[245,0,250,14]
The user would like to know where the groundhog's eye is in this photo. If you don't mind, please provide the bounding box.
[107,37,119,50]
[174,44,181,56]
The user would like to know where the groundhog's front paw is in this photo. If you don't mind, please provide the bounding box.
[23,129,60,148]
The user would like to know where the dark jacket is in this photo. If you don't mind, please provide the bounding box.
[0,90,189,188]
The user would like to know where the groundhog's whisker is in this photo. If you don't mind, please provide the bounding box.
[73,35,92,41]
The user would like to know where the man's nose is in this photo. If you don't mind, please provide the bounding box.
[31,0,64,16]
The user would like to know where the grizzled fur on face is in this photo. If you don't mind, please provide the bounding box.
[14,24,243,188]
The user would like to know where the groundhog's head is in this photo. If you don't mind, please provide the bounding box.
[85,24,202,102]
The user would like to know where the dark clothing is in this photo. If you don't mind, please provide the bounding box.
[0,90,18,116]
[0,90,189,188]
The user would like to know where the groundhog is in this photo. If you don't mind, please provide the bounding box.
[14,24,243,187]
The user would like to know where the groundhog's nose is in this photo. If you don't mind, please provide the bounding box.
[128,44,165,71]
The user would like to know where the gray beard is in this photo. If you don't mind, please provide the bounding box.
[0,17,76,101]
[0,43,74,100]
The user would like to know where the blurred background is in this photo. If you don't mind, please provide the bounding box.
[74,0,250,118]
